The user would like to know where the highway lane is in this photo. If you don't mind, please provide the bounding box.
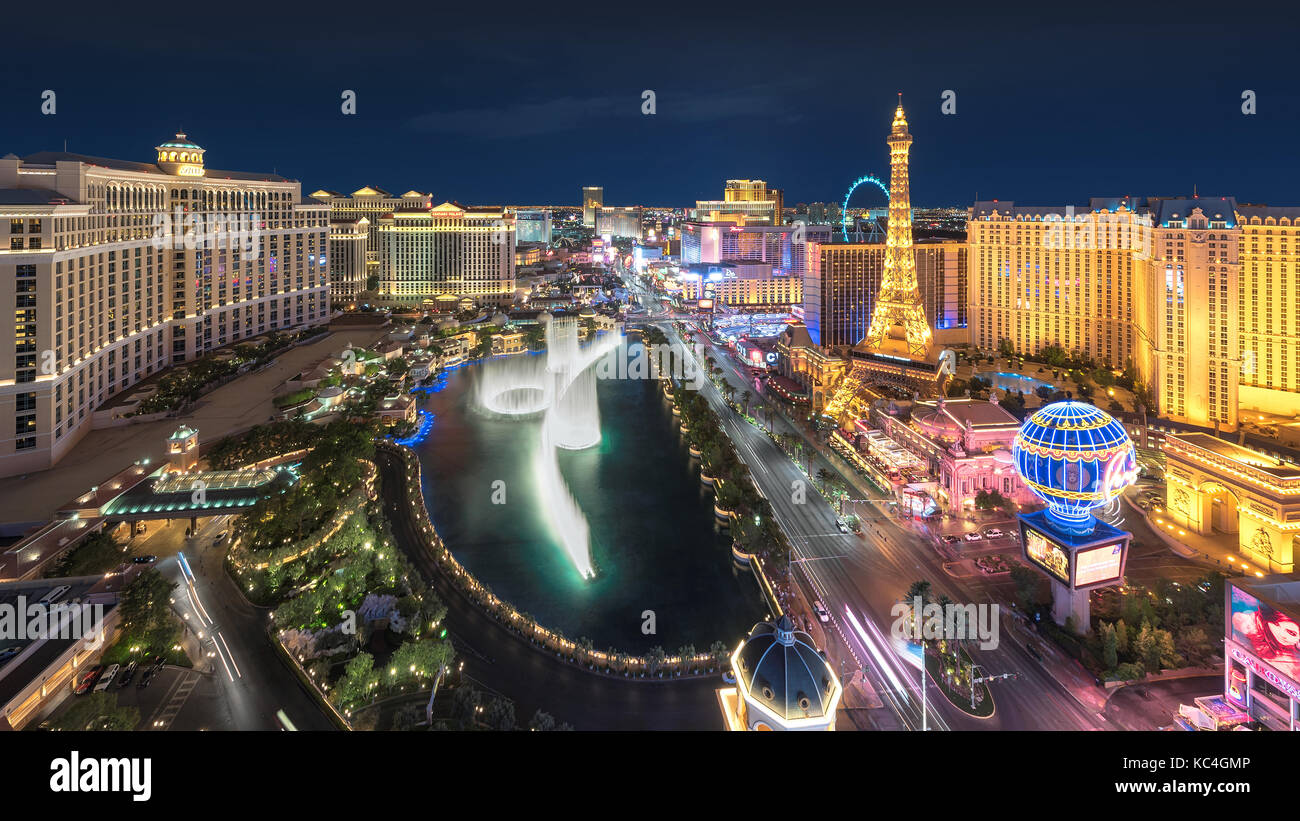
[673,321,1109,730]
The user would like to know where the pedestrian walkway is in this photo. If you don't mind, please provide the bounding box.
[147,669,201,730]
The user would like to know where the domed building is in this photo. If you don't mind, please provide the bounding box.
[718,615,842,731]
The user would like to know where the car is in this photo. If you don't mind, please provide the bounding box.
[963,532,983,542]
[137,668,156,689]
[837,520,849,534]
[941,534,963,545]
[721,671,736,685]
[214,531,229,545]
[117,661,138,686]
[0,647,21,664]
[812,602,831,623]
[74,665,105,695]
[982,528,1004,539]
[93,664,120,693]
[134,522,147,535]
[132,555,157,564]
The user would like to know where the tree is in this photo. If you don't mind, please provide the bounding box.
[1114,618,1130,656]
[1009,566,1043,611]
[336,652,378,707]
[905,579,932,606]
[1100,622,1119,670]
[390,638,454,686]
[741,390,753,417]
[815,468,834,492]
[528,709,573,731]
[998,338,1015,359]
[481,697,516,731]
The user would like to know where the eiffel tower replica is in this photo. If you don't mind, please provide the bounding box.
[824,98,951,422]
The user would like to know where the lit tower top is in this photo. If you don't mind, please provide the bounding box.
[860,96,931,360]
[155,132,206,178]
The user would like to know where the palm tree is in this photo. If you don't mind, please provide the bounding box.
[815,468,833,492]
[741,390,753,417]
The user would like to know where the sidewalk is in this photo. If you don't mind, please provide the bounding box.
[1128,495,1267,577]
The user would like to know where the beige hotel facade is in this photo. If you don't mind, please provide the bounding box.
[967,196,1300,433]
[0,134,329,478]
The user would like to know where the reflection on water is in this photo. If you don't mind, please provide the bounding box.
[412,344,766,653]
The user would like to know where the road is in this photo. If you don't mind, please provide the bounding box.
[672,319,1114,730]
[155,514,337,731]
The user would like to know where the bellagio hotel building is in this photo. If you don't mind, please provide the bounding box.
[0,134,328,477]
[969,196,1300,433]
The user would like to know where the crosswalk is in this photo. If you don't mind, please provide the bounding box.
[147,670,200,730]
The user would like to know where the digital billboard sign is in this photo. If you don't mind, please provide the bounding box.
[1230,584,1300,686]
[1074,541,1125,588]
[1023,526,1069,584]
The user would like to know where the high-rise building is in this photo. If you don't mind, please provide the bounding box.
[328,217,369,306]
[582,186,603,227]
[677,261,801,311]
[694,180,784,225]
[1144,198,1239,430]
[595,206,643,240]
[1235,205,1300,418]
[0,135,329,477]
[681,220,830,280]
[376,201,515,307]
[313,187,430,291]
[803,241,966,350]
[967,198,1155,372]
[515,209,552,244]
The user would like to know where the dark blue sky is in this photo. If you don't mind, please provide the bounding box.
[3,3,1297,209]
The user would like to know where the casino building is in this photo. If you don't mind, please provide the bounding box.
[1226,575,1300,731]
[0,135,329,478]
[1162,432,1300,573]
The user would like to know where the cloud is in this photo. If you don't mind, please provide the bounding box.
[408,83,806,138]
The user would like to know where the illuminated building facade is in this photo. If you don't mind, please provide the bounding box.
[0,136,329,477]
[314,187,431,288]
[376,201,516,307]
[1163,432,1300,574]
[581,186,603,227]
[594,206,643,240]
[967,198,1155,372]
[1225,575,1300,731]
[515,209,552,244]
[681,220,830,281]
[1143,198,1239,430]
[328,217,368,306]
[876,397,1036,511]
[694,179,783,225]
[1235,205,1300,418]
[803,240,966,350]
[677,261,801,311]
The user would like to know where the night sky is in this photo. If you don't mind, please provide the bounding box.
[3,3,1297,209]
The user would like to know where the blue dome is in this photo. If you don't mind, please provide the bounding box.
[1012,401,1136,532]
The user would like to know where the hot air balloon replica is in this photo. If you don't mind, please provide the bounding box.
[1012,401,1138,628]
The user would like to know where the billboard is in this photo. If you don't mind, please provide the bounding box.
[1230,584,1300,685]
[1024,527,1069,584]
[1074,541,1125,588]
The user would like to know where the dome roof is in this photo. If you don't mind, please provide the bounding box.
[158,132,203,151]
[734,615,838,722]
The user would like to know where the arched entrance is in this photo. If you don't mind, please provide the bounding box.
[1200,481,1239,535]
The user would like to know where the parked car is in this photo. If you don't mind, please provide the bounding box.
[941,534,963,545]
[74,665,105,695]
[132,555,157,564]
[93,664,120,693]
[813,602,831,623]
[118,661,138,686]
[983,528,1004,539]
[963,532,983,542]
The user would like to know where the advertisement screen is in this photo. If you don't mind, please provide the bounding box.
[1024,527,1069,584]
[1074,541,1124,587]
[1230,585,1300,684]
[697,299,714,312]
